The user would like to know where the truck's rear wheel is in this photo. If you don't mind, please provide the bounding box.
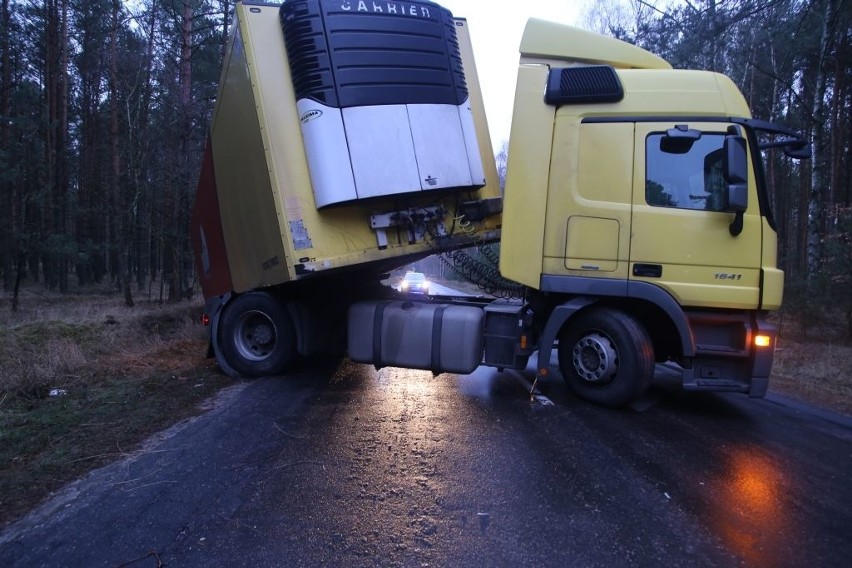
[217,292,296,377]
[557,308,654,407]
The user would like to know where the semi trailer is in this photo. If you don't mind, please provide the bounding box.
[190,0,809,407]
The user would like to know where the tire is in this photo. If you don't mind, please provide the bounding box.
[217,292,296,377]
[557,308,654,408]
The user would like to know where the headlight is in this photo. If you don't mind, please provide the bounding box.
[422,280,430,290]
[401,281,409,289]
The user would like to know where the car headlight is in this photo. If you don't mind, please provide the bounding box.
[401,281,409,289]
[422,280,430,290]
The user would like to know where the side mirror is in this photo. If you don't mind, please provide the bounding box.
[784,142,812,160]
[724,134,748,212]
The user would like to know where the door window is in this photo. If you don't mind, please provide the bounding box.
[646,133,728,212]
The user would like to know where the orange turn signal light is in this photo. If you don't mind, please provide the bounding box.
[754,334,772,348]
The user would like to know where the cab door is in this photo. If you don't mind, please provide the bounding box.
[630,122,762,309]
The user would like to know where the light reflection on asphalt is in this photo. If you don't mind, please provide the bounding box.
[714,447,789,565]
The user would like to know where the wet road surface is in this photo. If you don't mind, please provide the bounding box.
[1,360,850,567]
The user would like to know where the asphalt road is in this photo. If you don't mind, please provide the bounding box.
[1,360,850,567]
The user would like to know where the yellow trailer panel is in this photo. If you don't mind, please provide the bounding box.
[196,1,501,297]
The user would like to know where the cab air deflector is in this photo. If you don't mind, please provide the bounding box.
[545,66,624,105]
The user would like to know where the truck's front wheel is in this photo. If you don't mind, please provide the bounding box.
[217,292,296,377]
[557,308,654,408]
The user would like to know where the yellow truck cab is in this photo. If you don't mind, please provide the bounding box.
[192,0,809,407]
[497,18,807,405]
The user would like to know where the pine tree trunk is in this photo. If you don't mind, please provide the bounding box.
[109,0,133,307]
[57,0,69,293]
[0,0,12,291]
[807,0,836,279]
[171,0,194,301]
[44,0,57,291]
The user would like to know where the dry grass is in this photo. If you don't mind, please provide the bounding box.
[768,308,852,416]
[771,338,852,415]
[0,287,208,398]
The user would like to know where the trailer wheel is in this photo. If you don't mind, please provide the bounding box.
[557,308,654,408]
[217,292,296,377]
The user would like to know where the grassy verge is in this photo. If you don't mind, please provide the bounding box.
[0,287,232,528]
[766,309,852,416]
[770,339,852,415]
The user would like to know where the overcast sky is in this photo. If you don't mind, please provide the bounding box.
[436,0,585,152]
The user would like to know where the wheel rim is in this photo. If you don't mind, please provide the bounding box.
[571,332,618,384]
[233,310,277,362]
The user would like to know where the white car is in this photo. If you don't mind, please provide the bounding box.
[400,272,430,295]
